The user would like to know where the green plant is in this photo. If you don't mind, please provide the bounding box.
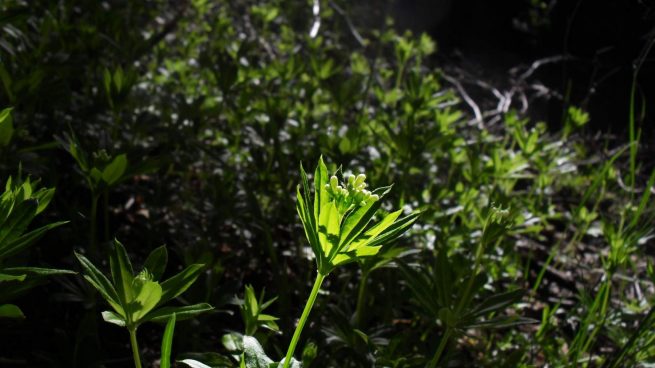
[0,176,71,318]
[240,284,280,336]
[75,240,213,368]
[284,157,419,367]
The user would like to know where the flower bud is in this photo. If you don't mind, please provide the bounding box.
[354,174,366,188]
[330,176,339,191]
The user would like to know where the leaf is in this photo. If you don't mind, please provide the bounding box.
[348,209,403,251]
[463,316,538,329]
[102,310,126,327]
[222,332,244,353]
[243,335,273,368]
[75,251,123,315]
[338,186,391,249]
[143,303,213,323]
[0,303,24,318]
[0,198,38,252]
[0,273,26,282]
[2,266,75,277]
[0,107,14,147]
[313,156,329,223]
[143,245,168,280]
[102,154,127,186]
[277,358,302,368]
[318,201,341,258]
[465,289,525,319]
[33,188,55,215]
[0,220,68,260]
[179,359,213,368]
[110,240,135,305]
[365,212,420,248]
[129,279,162,323]
[159,264,204,305]
[160,313,176,368]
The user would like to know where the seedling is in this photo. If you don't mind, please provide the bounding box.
[75,240,213,368]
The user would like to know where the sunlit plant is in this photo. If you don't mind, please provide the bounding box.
[75,240,213,368]
[283,157,419,367]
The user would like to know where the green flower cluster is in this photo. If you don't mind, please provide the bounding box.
[325,173,380,213]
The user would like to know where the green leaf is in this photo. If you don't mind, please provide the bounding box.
[313,156,329,223]
[143,245,168,280]
[160,313,176,368]
[318,201,341,259]
[2,266,75,277]
[179,359,212,368]
[129,278,162,323]
[0,198,38,252]
[102,154,127,186]
[159,264,204,305]
[143,303,213,323]
[339,186,391,249]
[243,335,273,368]
[365,212,420,248]
[0,273,26,282]
[102,310,126,326]
[0,303,24,318]
[465,289,525,319]
[75,251,123,315]
[348,209,403,251]
[463,316,538,329]
[110,240,135,305]
[0,221,68,260]
[0,107,14,147]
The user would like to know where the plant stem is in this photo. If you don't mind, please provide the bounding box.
[428,328,451,368]
[283,272,325,368]
[129,327,142,368]
[355,270,368,327]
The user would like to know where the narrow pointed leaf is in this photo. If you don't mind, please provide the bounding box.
[366,212,420,248]
[339,186,392,248]
[0,273,26,282]
[159,264,204,305]
[75,251,121,310]
[0,221,68,259]
[465,289,525,319]
[313,156,329,222]
[348,209,403,250]
[143,245,168,280]
[160,313,176,368]
[144,303,214,323]
[110,240,135,304]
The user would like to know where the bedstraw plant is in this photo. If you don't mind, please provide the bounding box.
[284,157,419,367]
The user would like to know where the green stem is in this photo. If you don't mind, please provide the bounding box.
[283,272,325,368]
[129,327,142,368]
[428,328,451,368]
[355,271,368,327]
